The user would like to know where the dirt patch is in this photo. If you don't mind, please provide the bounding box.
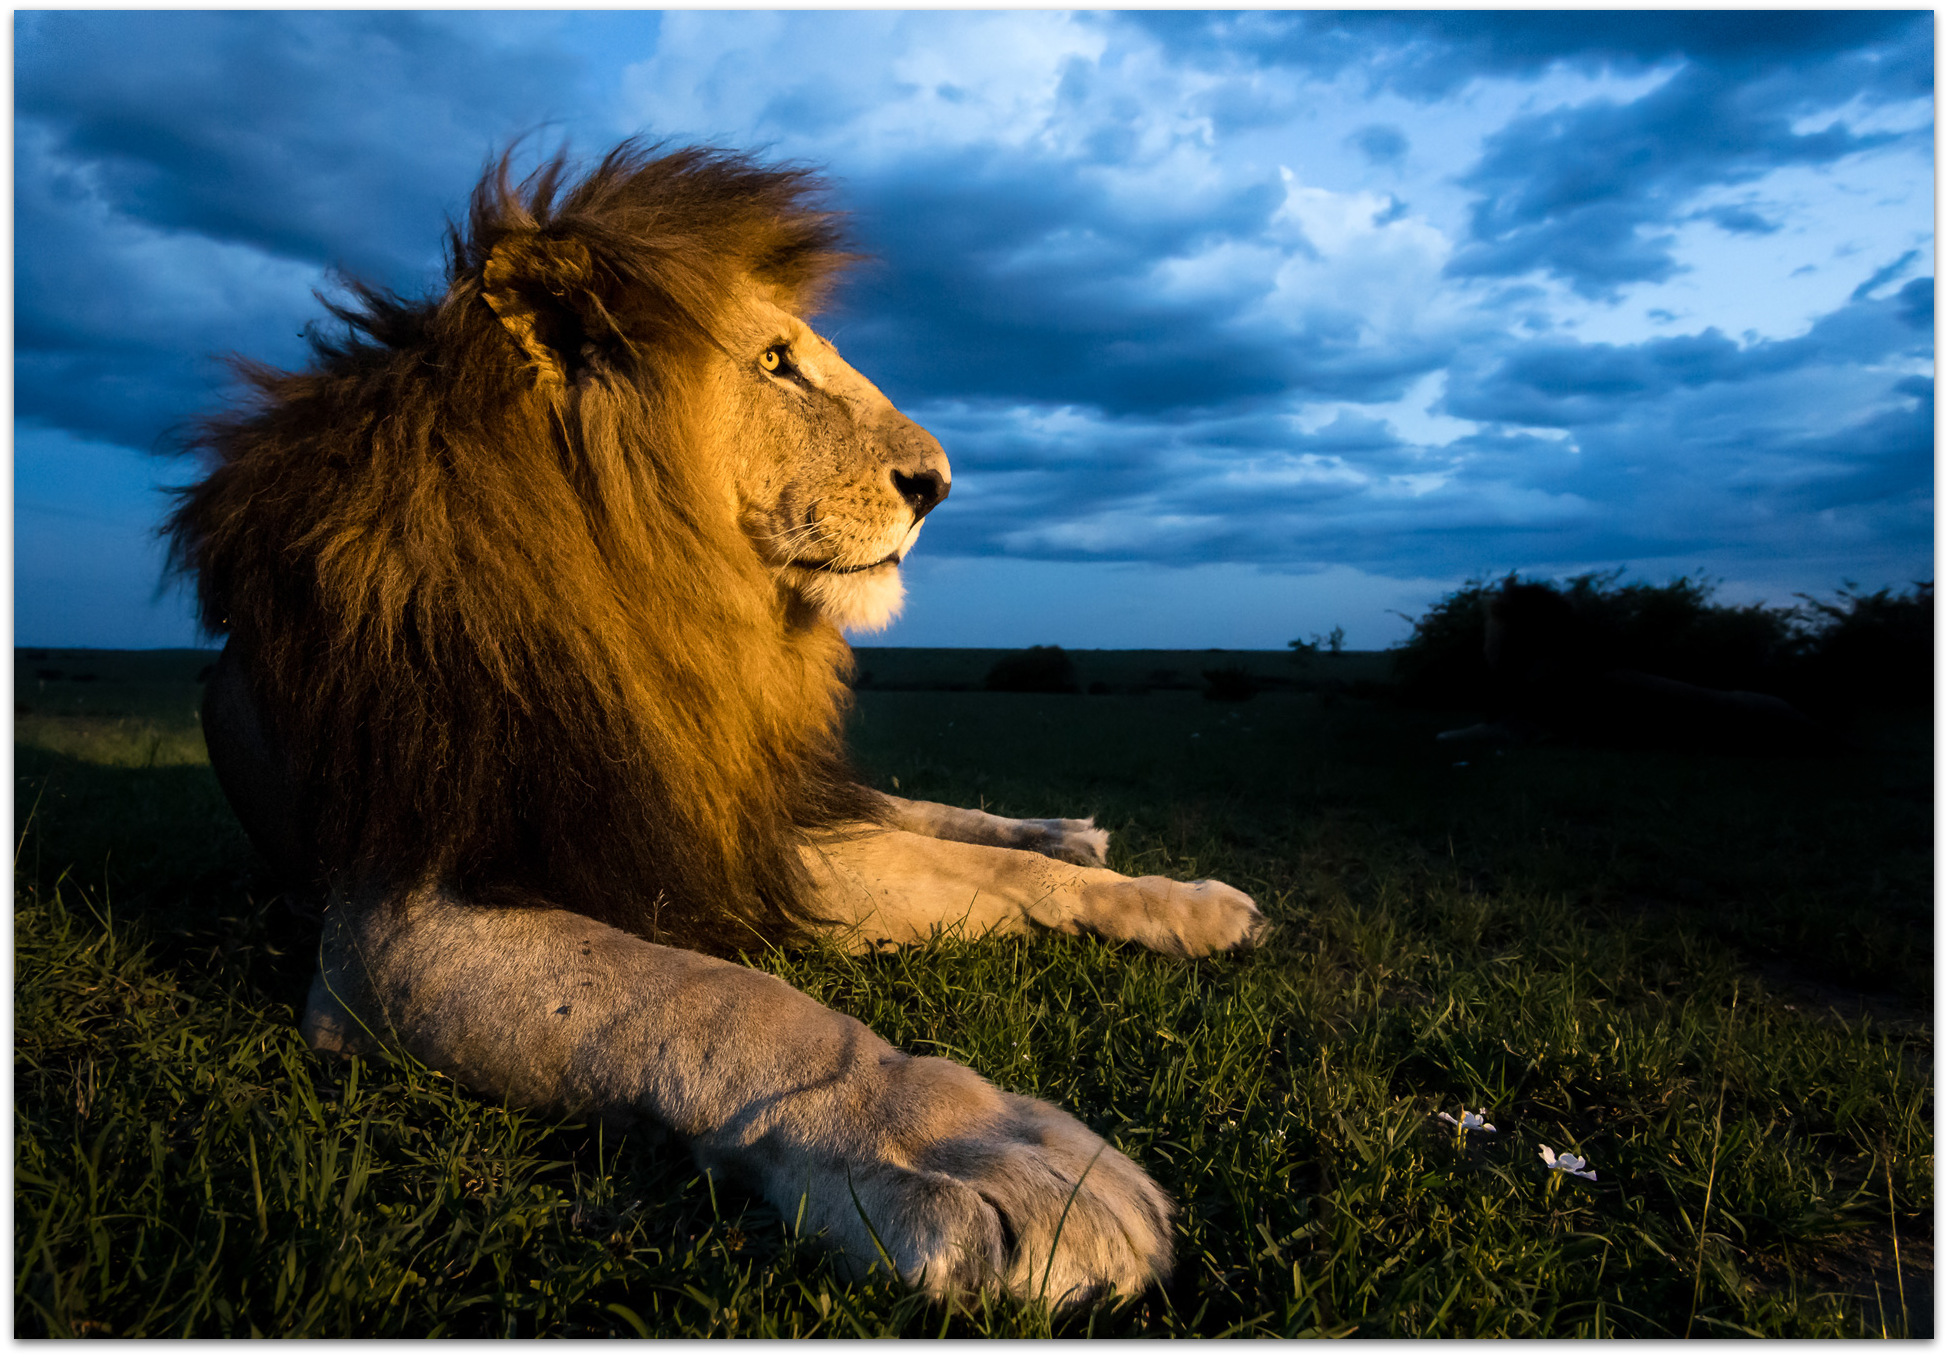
[1812,1232,1933,1338]
[1748,959,1932,1033]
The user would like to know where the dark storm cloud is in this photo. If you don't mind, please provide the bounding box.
[1347,124,1408,166]
[831,150,1448,422]
[15,10,586,282]
[832,151,1288,413]
[1851,249,1924,302]
[1130,11,1929,100]
[12,124,324,448]
[14,11,615,450]
[1695,205,1778,236]
[1444,282,1934,429]
[1447,62,1913,297]
[912,249,1932,581]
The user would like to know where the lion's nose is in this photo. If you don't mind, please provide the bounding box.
[892,466,949,520]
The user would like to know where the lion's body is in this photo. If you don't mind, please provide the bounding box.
[172,142,1260,1308]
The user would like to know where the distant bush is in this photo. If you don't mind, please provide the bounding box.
[983,645,1081,694]
[1392,571,1932,718]
[1288,624,1346,658]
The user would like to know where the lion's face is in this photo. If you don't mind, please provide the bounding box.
[709,289,950,633]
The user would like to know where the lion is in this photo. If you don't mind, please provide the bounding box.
[167,141,1263,1310]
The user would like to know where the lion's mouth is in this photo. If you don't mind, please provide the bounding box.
[790,553,902,575]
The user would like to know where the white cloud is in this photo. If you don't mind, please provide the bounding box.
[1294,371,1481,449]
[1262,172,1459,342]
[618,11,1111,160]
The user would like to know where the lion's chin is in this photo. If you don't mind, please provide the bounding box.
[787,561,907,634]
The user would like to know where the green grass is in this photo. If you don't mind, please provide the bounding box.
[15,648,1933,1336]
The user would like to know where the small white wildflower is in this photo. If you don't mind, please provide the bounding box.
[1538,1145,1597,1180]
[1435,1108,1497,1133]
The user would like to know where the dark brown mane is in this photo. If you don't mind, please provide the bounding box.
[166,140,881,953]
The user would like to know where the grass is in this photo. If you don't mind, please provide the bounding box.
[14,647,1933,1336]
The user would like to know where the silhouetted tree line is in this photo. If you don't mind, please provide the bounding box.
[1392,572,1931,750]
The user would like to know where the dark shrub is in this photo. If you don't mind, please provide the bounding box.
[983,645,1081,694]
[1790,581,1933,711]
[1390,575,1502,709]
[1556,572,1795,691]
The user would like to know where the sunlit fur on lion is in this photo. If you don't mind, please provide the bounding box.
[169,141,1272,1308]
[166,143,893,954]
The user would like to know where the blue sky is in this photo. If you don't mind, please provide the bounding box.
[14,10,1935,649]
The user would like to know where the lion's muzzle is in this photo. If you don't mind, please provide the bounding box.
[880,413,951,523]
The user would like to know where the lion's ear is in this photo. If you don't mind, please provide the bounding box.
[481,234,598,387]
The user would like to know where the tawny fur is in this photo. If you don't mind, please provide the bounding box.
[174,141,1262,1309]
[168,143,880,953]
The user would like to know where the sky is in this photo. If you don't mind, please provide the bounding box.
[13,9,1936,650]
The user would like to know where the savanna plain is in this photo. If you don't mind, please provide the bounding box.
[14,643,1932,1337]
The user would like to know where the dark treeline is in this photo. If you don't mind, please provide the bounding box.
[956,574,1930,750]
[1392,573,1932,748]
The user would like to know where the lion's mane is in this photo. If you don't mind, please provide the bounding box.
[167,142,883,952]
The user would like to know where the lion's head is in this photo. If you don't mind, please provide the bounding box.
[476,157,949,635]
[167,141,946,951]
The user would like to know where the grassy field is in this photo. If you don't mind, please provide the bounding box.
[14,645,1933,1337]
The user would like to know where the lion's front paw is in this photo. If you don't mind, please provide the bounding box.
[1078,876,1266,956]
[1024,816,1111,867]
[773,1067,1172,1309]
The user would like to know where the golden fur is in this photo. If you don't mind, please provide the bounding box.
[168,143,904,953]
[174,142,1264,1307]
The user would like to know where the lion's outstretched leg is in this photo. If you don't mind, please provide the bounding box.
[301,891,1172,1308]
[876,792,1110,867]
[804,829,1263,956]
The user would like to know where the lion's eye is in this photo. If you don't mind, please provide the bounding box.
[760,345,788,374]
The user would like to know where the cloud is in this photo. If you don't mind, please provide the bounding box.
[15,11,593,282]
[14,123,327,448]
[1348,124,1409,166]
[1696,204,1778,235]
[1444,283,1933,429]
[1851,249,1923,301]
[1130,11,1929,102]
[13,11,647,458]
[827,153,1466,430]
[1447,62,1915,298]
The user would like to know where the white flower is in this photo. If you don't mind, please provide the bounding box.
[1539,1145,1597,1180]
[1434,1108,1497,1133]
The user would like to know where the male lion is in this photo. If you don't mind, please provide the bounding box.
[168,142,1262,1308]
